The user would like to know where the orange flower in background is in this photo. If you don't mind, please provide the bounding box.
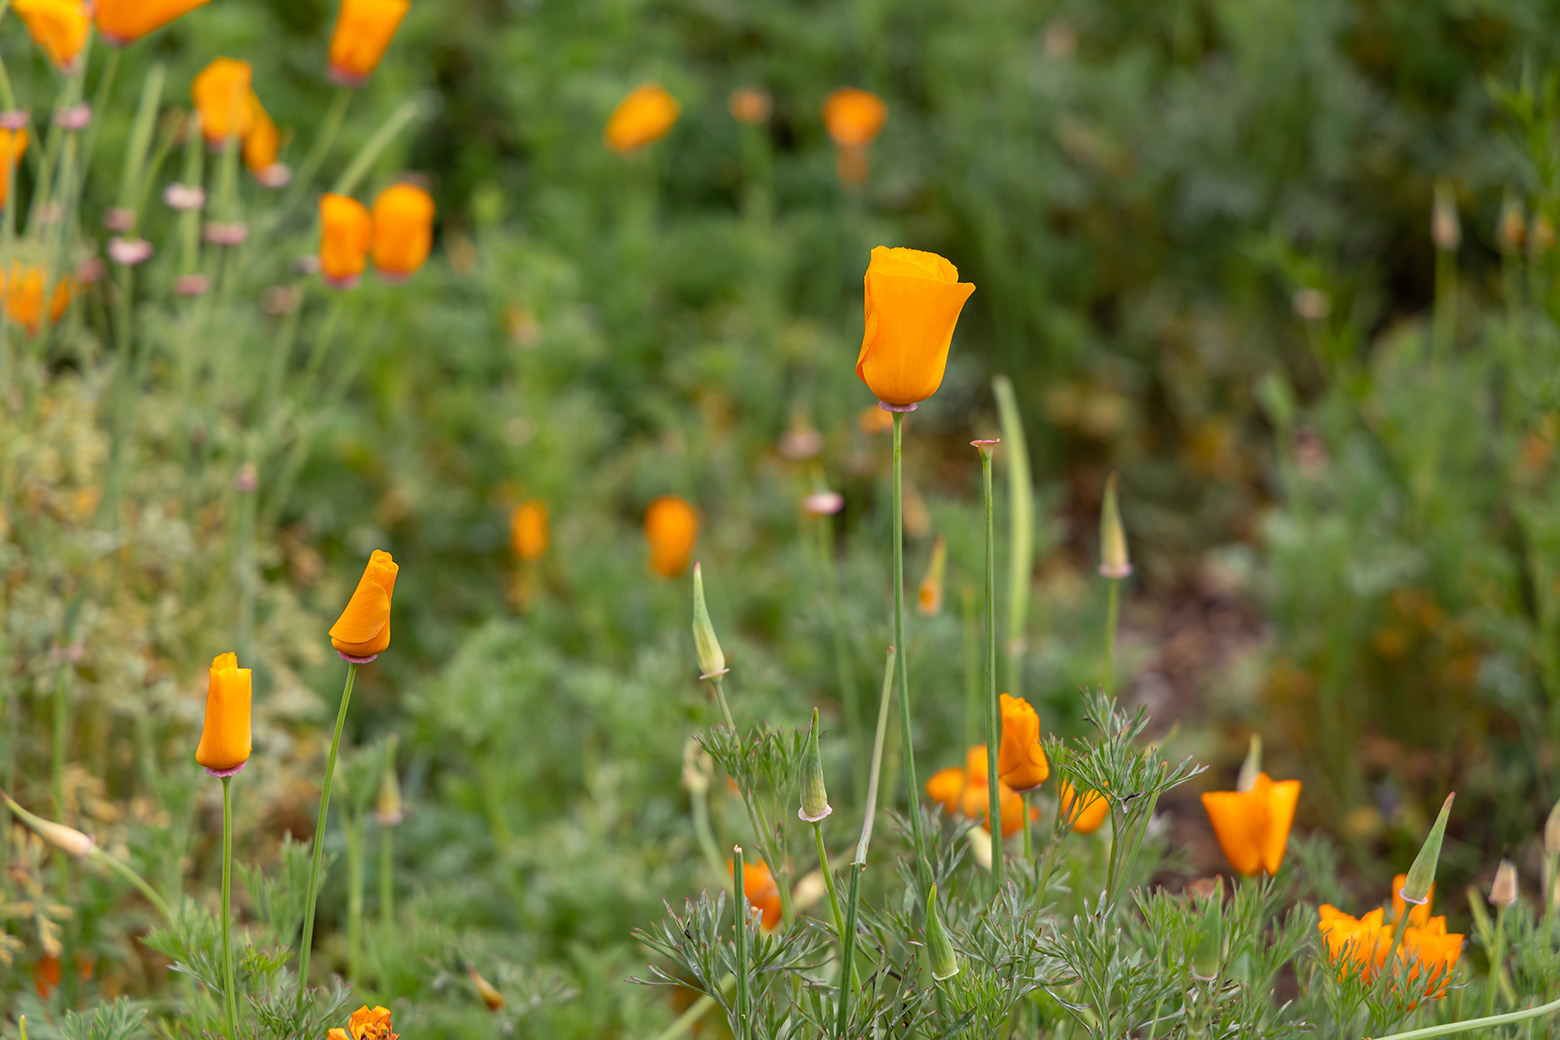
[823,88,886,147]
[1059,779,1109,834]
[243,96,288,186]
[370,183,434,279]
[195,652,252,776]
[329,0,411,85]
[319,193,373,287]
[645,495,698,578]
[1318,904,1391,979]
[1317,890,1463,1000]
[995,693,1049,791]
[924,745,1030,837]
[192,58,255,144]
[328,1005,397,1040]
[33,955,61,998]
[728,858,783,930]
[0,129,28,209]
[4,266,72,334]
[329,549,399,662]
[1200,771,1301,876]
[605,84,680,153]
[511,500,549,561]
[857,403,895,435]
[1392,871,1434,928]
[96,0,211,44]
[13,0,90,69]
[728,87,772,125]
[855,246,976,407]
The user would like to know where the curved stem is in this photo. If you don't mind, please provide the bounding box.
[891,413,929,890]
[296,662,358,996]
[1374,996,1560,1040]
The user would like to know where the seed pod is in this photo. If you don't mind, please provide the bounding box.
[691,562,727,679]
[1401,792,1455,907]
[1099,471,1131,579]
[798,708,832,823]
[1491,859,1519,909]
[925,884,960,981]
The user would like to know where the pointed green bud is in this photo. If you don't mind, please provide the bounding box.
[1236,734,1262,792]
[1432,178,1460,253]
[798,707,832,823]
[1099,471,1131,579]
[1545,796,1560,856]
[375,734,403,826]
[692,562,727,679]
[926,884,960,981]
[1401,792,1455,907]
[1189,876,1224,981]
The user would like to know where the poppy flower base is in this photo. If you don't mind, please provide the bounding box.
[53,105,91,130]
[329,68,369,89]
[203,762,247,778]
[699,668,730,681]
[325,275,362,290]
[338,650,379,664]
[798,805,833,823]
[0,111,29,131]
[1099,563,1133,579]
[878,401,918,413]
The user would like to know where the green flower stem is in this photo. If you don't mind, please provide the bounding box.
[87,845,175,924]
[378,820,394,929]
[345,814,365,982]
[977,441,1002,895]
[812,821,857,991]
[858,647,897,864]
[1021,793,1033,863]
[282,86,352,212]
[1103,576,1121,691]
[993,376,1033,697]
[296,662,358,997]
[707,674,737,729]
[1375,995,1560,1040]
[819,514,865,800]
[1485,904,1508,1017]
[220,776,239,1040]
[835,860,863,1040]
[77,46,120,181]
[890,412,929,891]
[733,847,750,1040]
[331,99,422,198]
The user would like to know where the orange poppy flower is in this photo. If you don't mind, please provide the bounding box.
[4,266,71,334]
[328,0,411,85]
[195,652,252,776]
[328,1005,397,1040]
[1059,778,1109,834]
[33,955,61,998]
[1200,771,1300,876]
[329,549,399,662]
[995,693,1050,791]
[728,858,783,931]
[855,246,976,408]
[96,0,211,44]
[511,500,549,561]
[822,88,886,147]
[916,535,946,616]
[605,84,680,153]
[0,128,28,210]
[319,193,373,288]
[13,0,89,69]
[192,58,255,144]
[924,745,1030,837]
[243,95,288,186]
[370,183,434,280]
[1317,894,1463,1001]
[645,495,698,578]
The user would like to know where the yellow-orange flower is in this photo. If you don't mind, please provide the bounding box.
[1200,771,1301,876]
[13,0,90,69]
[0,129,30,210]
[195,652,252,776]
[924,745,1031,837]
[370,183,434,280]
[511,500,548,561]
[823,88,886,147]
[855,246,976,407]
[995,693,1049,791]
[243,95,285,184]
[1317,892,1463,1001]
[319,193,373,288]
[329,550,399,661]
[605,84,680,153]
[728,87,772,125]
[96,0,211,44]
[645,495,698,578]
[4,266,72,334]
[728,858,783,931]
[328,0,411,85]
[192,58,255,144]
[329,1005,397,1040]
[1059,779,1109,834]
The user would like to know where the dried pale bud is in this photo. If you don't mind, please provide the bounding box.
[1491,859,1519,909]
[1291,287,1331,322]
[467,967,504,1011]
[1546,796,1560,855]
[1401,792,1455,908]
[916,535,947,617]
[925,884,960,981]
[691,562,727,680]
[1,792,94,859]
[1236,734,1262,792]
[375,735,403,826]
[1099,471,1131,579]
[680,736,713,796]
[802,490,844,516]
[1432,179,1460,253]
[798,708,832,823]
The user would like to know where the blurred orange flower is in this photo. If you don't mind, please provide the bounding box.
[1059,779,1109,834]
[4,265,72,334]
[855,246,975,408]
[728,87,772,125]
[319,192,373,288]
[195,652,252,776]
[645,495,698,578]
[329,0,411,85]
[242,95,289,186]
[192,58,255,144]
[925,745,1030,837]
[0,129,30,210]
[328,1005,398,1040]
[96,0,211,44]
[728,858,783,931]
[370,183,434,280]
[329,550,399,662]
[823,88,885,147]
[1392,871,1435,928]
[511,500,549,562]
[13,0,90,69]
[1317,890,1463,1001]
[1201,772,1300,876]
[995,693,1049,791]
[605,84,680,153]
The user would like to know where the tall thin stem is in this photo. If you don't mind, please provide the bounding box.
[220,776,239,1039]
[345,814,364,982]
[977,442,1002,893]
[378,821,394,929]
[1103,577,1121,692]
[1374,995,1560,1040]
[296,662,358,996]
[890,412,929,891]
[733,847,750,1040]
[282,86,352,212]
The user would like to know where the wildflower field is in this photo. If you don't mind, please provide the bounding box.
[9,1,1560,1038]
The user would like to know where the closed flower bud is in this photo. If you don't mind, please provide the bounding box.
[1490,859,1519,909]
[917,535,947,616]
[510,500,549,562]
[996,693,1049,791]
[605,84,680,153]
[13,0,89,70]
[329,549,399,662]
[0,129,29,210]
[467,968,504,1011]
[1,792,94,858]
[375,735,402,826]
[195,652,253,776]
[1432,179,1460,253]
[823,88,886,148]
[243,97,288,187]
[646,495,698,578]
[371,183,435,280]
[1402,792,1455,908]
[1099,471,1130,579]
[1236,734,1262,792]
[925,883,960,981]
[329,0,411,86]
[691,562,727,679]
[96,0,211,44]
[319,193,373,288]
[798,708,831,823]
[855,246,976,408]
[191,59,254,144]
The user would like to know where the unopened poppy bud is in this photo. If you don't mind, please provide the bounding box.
[375,735,402,826]
[1,792,94,858]
[1547,797,1560,856]
[691,563,727,680]
[605,84,680,153]
[329,0,411,86]
[855,247,975,408]
[1432,179,1460,253]
[1491,859,1519,909]
[1190,876,1224,980]
[319,193,373,288]
[1236,734,1262,792]
[680,736,713,795]
[191,58,254,144]
[329,549,399,662]
[1402,792,1455,907]
[1099,471,1130,579]
[467,967,504,1011]
[925,883,959,981]
[798,707,831,823]
[196,652,253,776]
[13,0,89,70]
[371,182,435,280]
[917,535,947,616]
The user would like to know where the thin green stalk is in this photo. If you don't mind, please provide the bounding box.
[1484,905,1508,1017]
[890,412,929,890]
[1375,995,1560,1040]
[345,814,364,982]
[116,62,165,213]
[296,662,358,996]
[331,99,421,197]
[733,847,750,1040]
[378,819,394,929]
[977,442,1001,894]
[708,674,737,729]
[812,822,847,955]
[835,862,863,1039]
[859,647,897,863]
[87,845,175,924]
[1021,792,1032,863]
[1103,577,1121,691]
[993,377,1033,697]
[220,776,239,1040]
[77,47,120,179]
[281,87,352,212]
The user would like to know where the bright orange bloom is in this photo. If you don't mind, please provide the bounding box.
[4,266,71,334]
[328,0,411,85]
[728,857,783,930]
[857,404,895,434]
[192,58,255,144]
[728,87,772,125]
[96,0,211,44]
[1059,778,1109,834]
[924,745,1030,837]
[855,246,976,407]
[13,0,90,69]
[319,193,373,287]
[195,652,252,775]
[33,955,61,998]
[1200,771,1301,876]
[823,88,886,147]
[329,550,399,661]
[243,95,285,183]
[605,84,680,153]
[995,693,1050,791]
[1318,904,1391,978]
[1317,895,1463,1001]
[645,495,698,578]
[330,1005,397,1040]
[1392,871,1434,928]
[370,183,434,279]
[0,129,28,210]
[511,500,549,562]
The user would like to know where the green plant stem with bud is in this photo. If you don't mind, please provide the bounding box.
[296,662,358,997]
[346,813,366,982]
[890,412,930,892]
